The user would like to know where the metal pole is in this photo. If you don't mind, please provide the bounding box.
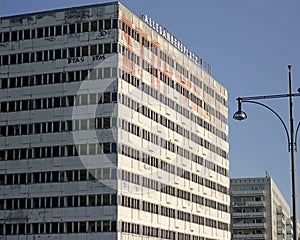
[288,65,297,239]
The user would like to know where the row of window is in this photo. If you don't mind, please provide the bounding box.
[0,18,118,43]
[120,165,228,212]
[68,43,115,57]
[121,195,229,231]
[120,70,228,142]
[1,220,116,235]
[2,193,224,230]
[1,219,223,239]
[0,67,117,89]
[0,193,117,210]
[0,142,117,161]
[0,168,116,186]
[0,43,116,66]
[121,221,218,240]
[120,20,227,106]
[0,117,113,137]
[0,90,117,112]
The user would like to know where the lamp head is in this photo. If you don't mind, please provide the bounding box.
[233,110,247,121]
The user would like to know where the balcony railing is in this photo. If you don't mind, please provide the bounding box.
[233,201,265,207]
[231,190,264,196]
[232,233,266,239]
[232,212,265,218]
[233,222,266,229]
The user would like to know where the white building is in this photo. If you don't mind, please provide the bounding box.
[0,2,230,239]
[231,176,295,240]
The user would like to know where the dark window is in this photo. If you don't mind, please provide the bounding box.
[103,221,110,231]
[91,21,97,31]
[1,78,8,89]
[24,30,30,40]
[104,92,110,103]
[3,32,9,42]
[2,55,8,65]
[63,25,68,35]
[112,92,117,102]
[104,19,111,30]
[37,28,43,38]
[112,19,118,28]
[111,143,117,153]
[69,24,75,34]
[104,44,111,54]
[56,26,62,36]
[11,31,17,41]
[83,22,89,32]
[10,55,16,65]
[103,118,110,129]
[103,143,110,153]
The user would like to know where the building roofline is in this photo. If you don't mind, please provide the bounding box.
[0,1,120,19]
[230,176,271,181]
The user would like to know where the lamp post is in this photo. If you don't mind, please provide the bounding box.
[233,65,300,239]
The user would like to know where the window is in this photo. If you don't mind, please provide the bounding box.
[91,45,97,55]
[91,21,97,31]
[56,26,62,36]
[83,22,89,32]
[104,43,111,54]
[103,194,110,205]
[103,118,110,129]
[104,19,111,29]
[103,92,110,103]
[103,143,110,154]
[102,221,110,232]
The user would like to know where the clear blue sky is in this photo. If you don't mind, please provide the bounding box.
[2,0,300,218]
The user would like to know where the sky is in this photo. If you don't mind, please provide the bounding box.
[1,0,300,218]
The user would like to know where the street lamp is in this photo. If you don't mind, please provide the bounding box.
[233,65,300,239]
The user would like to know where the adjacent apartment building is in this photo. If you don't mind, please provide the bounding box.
[231,176,295,240]
[0,2,230,239]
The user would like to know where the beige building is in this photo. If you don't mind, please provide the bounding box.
[231,176,296,240]
[0,2,230,239]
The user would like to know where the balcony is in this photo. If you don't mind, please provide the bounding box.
[233,201,265,207]
[232,212,265,218]
[233,222,266,229]
[232,233,266,239]
[231,190,264,196]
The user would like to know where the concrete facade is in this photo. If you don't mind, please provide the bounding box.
[231,177,294,240]
[0,2,230,239]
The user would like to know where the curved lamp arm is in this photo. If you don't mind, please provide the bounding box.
[241,100,291,151]
[295,121,300,151]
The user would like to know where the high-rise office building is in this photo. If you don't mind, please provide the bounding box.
[231,176,294,240]
[0,2,230,239]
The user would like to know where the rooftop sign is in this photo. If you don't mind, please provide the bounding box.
[140,14,211,74]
